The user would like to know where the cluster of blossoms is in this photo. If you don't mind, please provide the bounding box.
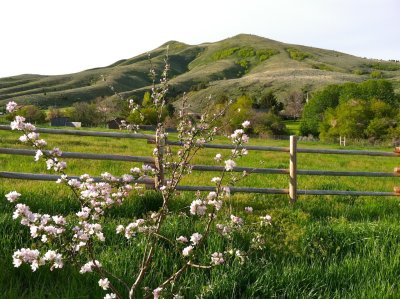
[189,190,223,217]
[210,252,224,265]
[13,248,63,271]
[176,232,206,258]
[115,218,155,239]
[8,191,66,243]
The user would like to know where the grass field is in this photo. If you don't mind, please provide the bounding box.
[1,127,400,298]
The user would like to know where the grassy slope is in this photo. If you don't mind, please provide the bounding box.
[1,34,399,111]
[1,128,400,297]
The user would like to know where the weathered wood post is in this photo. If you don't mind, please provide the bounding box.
[154,127,165,190]
[289,135,297,203]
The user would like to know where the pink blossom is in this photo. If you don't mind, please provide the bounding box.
[216,224,231,236]
[5,191,21,202]
[214,153,222,162]
[130,167,141,174]
[206,191,217,200]
[79,260,102,273]
[10,116,26,130]
[260,214,272,224]
[19,135,28,143]
[153,287,163,299]
[245,206,253,213]
[242,120,251,128]
[190,199,207,216]
[176,236,188,243]
[208,199,222,211]
[211,252,224,265]
[182,245,193,256]
[98,278,110,290]
[34,150,43,161]
[211,177,221,184]
[116,225,125,234]
[50,148,62,157]
[12,248,43,271]
[6,101,18,113]
[230,214,244,226]
[190,232,202,245]
[43,250,63,270]
[224,159,236,171]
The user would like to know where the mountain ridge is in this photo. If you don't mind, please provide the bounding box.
[1,34,399,112]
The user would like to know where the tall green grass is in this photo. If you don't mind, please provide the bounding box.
[1,128,400,298]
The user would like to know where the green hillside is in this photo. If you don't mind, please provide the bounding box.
[1,34,399,112]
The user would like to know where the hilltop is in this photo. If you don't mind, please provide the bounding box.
[1,34,399,112]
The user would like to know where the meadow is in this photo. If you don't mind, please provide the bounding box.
[1,127,400,298]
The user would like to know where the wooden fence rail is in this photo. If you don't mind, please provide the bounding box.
[1,125,399,201]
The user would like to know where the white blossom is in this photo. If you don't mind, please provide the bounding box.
[79,260,102,274]
[214,153,222,162]
[176,236,188,243]
[6,101,18,113]
[230,214,244,226]
[211,252,224,265]
[98,278,110,290]
[190,199,207,216]
[190,232,202,245]
[5,191,21,202]
[34,150,43,161]
[153,287,163,299]
[182,245,193,256]
[242,120,251,128]
[211,177,221,184]
[245,206,253,213]
[224,159,236,171]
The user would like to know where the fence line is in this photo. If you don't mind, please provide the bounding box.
[1,171,397,197]
[1,124,399,201]
[2,147,399,178]
[0,125,156,140]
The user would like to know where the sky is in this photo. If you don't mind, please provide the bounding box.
[0,0,399,78]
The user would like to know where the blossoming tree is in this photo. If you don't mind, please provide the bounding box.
[4,60,272,298]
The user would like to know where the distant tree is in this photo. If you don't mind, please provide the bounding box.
[257,91,283,113]
[69,102,100,127]
[46,107,64,121]
[95,97,119,126]
[223,95,253,132]
[19,105,46,123]
[319,99,397,140]
[251,111,288,136]
[284,91,305,119]
[300,84,342,136]
[165,103,175,117]
[339,80,396,105]
[142,91,152,107]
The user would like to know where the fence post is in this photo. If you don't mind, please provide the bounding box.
[289,135,297,203]
[154,127,165,190]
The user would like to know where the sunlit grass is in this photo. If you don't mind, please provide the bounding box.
[1,128,400,298]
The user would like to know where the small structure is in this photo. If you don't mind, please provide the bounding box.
[51,117,70,127]
[107,118,126,129]
[50,117,81,128]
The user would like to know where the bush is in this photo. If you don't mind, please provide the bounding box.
[300,80,398,137]
[319,99,397,140]
[252,111,288,136]
[286,48,312,61]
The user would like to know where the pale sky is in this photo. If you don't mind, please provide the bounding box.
[0,0,399,78]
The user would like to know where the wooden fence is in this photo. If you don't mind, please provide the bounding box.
[1,124,399,202]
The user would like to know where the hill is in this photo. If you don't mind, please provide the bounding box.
[1,34,399,112]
